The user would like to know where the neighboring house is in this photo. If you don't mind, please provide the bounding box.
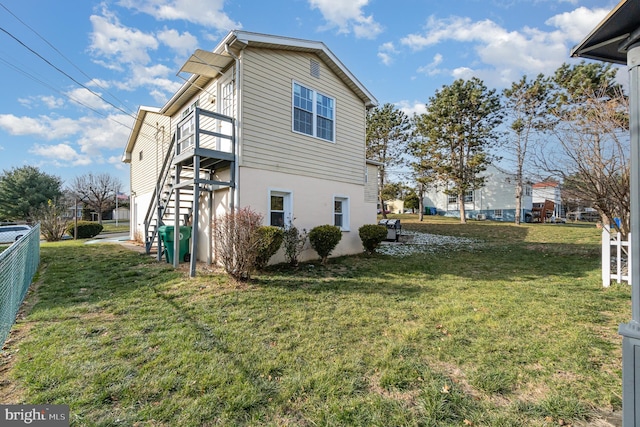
[385,199,404,214]
[123,30,379,275]
[532,181,564,218]
[422,164,533,221]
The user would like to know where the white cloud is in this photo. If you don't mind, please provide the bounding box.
[76,114,134,156]
[66,88,113,111]
[89,9,158,65]
[545,7,609,42]
[157,28,199,56]
[309,0,382,39]
[417,53,444,76]
[0,112,133,166]
[118,0,241,31]
[29,144,92,166]
[377,42,397,65]
[399,6,610,89]
[40,96,65,109]
[395,100,426,117]
[17,96,65,109]
[0,114,80,139]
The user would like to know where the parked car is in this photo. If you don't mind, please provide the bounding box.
[0,224,31,244]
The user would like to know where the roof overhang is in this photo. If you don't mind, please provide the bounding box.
[571,0,640,64]
[122,106,161,163]
[162,30,378,117]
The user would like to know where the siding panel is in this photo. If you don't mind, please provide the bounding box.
[130,112,171,196]
[240,48,367,186]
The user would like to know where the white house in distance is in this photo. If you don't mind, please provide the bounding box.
[532,181,563,218]
[422,164,533,221]
[122,30,379,275]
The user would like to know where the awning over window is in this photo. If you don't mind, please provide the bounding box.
[179,49,234,77]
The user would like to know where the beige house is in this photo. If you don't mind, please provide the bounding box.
[123,30,379,275]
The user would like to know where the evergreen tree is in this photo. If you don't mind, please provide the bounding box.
[0,166,62,222]
[413,78,502,223]
[366,103,411,219]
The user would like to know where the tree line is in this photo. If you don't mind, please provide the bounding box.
[366,61,630,236]
[0,166,124,240]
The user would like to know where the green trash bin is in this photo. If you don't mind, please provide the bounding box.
[158,225,192,263]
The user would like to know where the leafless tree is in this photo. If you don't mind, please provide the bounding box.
[71,173,122,225]
[540,62,629,236]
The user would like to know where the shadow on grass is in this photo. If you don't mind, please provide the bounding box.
[255,239,601,293]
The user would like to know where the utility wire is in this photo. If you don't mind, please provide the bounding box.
[0,55,161,148]
[0,24,164,147]
[0,25,136,119]
[0,2,134,116]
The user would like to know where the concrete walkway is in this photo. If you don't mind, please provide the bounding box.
[84,232,148,254]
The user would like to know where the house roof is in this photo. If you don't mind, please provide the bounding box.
[122,106,161,162]
[571,0,640,64]
[162,30,378,117]
[532,181,560,189]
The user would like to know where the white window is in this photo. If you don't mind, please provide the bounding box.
[293,82,335,142]
[178,100,199,150]
[334,196,350,231]
[494,209,503,218]
[448,190,474,204]
[221,81,234,117]
[269,190,292,227]
[464,190,474,203]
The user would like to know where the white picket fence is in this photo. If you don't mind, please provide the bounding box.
[602,225,630,287]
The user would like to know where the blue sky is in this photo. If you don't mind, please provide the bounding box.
[0,0,617,192]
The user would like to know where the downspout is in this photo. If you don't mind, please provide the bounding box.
[225,43,241,212]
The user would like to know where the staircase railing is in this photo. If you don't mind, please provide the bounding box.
[144,134,176,253]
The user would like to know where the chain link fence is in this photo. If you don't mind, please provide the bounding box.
[0,223,40,347]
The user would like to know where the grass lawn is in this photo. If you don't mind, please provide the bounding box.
[0,215,629,426]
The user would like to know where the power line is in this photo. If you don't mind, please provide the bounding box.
[0,55,161,149]
[0,2,133,115]
[0,5,181,153]
[0,25,136,119]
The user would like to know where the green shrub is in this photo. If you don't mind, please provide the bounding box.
[66,221,103,239]
[255,226,284,269]
[359,224,388,254]
[309,224,342,265]
[282,223,308,266]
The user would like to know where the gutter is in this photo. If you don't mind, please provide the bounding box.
[225,43,241,212]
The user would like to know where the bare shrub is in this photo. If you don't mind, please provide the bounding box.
[31,199,69,242]
[212,207,263,281]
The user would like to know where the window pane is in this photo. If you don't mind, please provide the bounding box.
[294,108,313,135]
[271,195,284,211]
[317,94,333,120]
[317,116,333,141]
[316,93,334,141]
[334,200,342,213]
[334,213,343,227]
[294,83,313,112]
[271,212,285,227]
[464,190,473,203]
